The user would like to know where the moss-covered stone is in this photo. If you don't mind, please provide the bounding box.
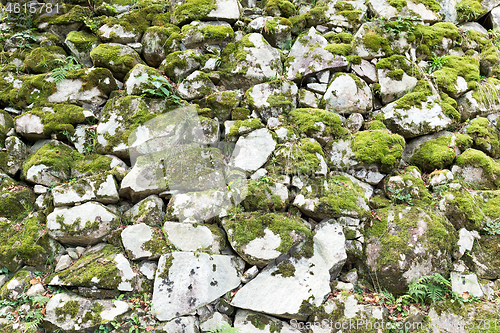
[222,212,311,266]
[268,138,327,176]
[466,117,500,158]
[90,44,144,80]
[19,104,86,138]
[431,56,479,98]
[48,5,92,25]
[288,108,349,143]
[0,109,14,147]
[456,0,486,23]
[413,22,461,58]
[410,135,457,172]
[294,174,370,219]
[384,166,432,205]
[0,173,36,222]
[456,148,500,189]
[364,205,456,294]
[98,9,150,42]
[170,0,217,25]
[265,0,296,17]
[352,129,405,173]
[242,178,287,212]
[23,46,67,73]
[440,189,484,231]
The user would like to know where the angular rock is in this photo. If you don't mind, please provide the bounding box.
[451,272,483,298]
[123,195,165,226]
[222,212,310,267]
[351,59,377,84]
[160,49,204,82]
[234,309,300,332]
[45,293,129,332]
[123,64,163,96]
[453,148,500,189]
[121,223,169,260]
[381,94,456,138]
[90,43,144,80]
[181,21,234,49]
[219,33,282,90]
[142,25,181,67]
[46,201,119,246]
[0,269,35,300]
[52,174,119,206]
[231,221,346,319]
[64,31,99,68]
[1,136,28,176]
[293,174,370,220]
[457,78,500,120]
[166,190,233,222]
[269,138,328,176]
[365,206,456,294]
[46,243,140,291]
[285,27,348,81]
[151,252,241,321]
[163,222,225,253]
[322,73,372,115]
[230,128,276,173]
[156,315,200,333]
[245,80,298,122]
[177,70,216,100]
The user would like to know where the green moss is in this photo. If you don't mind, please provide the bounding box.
[82,302,104,325]
[141,227,169,255]
[22,104,86,137]
[218,34,256,76]
[467,117,500,158]
[456,148,500,188]
[456,0,485,23]
[225,118,264,141]
[0,212,45,271]
[223,212,311,255]
[23,46,67,73]
[65,31,99,54]
[55,300,80,320]
[289,108,349,139]
[410,135,456,172]
[362,29,393,56]
[471,78,500,107]
[387,0,407,10]
[346,55,362,65]
[171,0,217,24]
[296,175,370,219]
[49,5,92,25]
[270,138,325,175]
[476,191,500,220]
[455,133,473,150]
[90,44,142,79]
[271,259,296,277]
[45,244,123,289]
[444,189,485,230]
[21,142,74,183]
[243,179,286,212]
[352,130,405,173]
[15,74,57,109]
[365,120,386,130]
[431,56,479,96]
[414,23,460,58]
[265,0,296,17]
[100,9,150,38]
[413,0,440,11]
[324,43,352,56]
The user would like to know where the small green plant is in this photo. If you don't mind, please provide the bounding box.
[408,273,456,304]
[387,188,413,205]
[377,16,417,37]
[140,75,182,104]
[456,1,483,22]
[128,315,146,333]
[209,323,241,333]
[82,125,98,154]
[427,53,447,73]
[10,28,37,51]
[51,56,82,86]
[484,219,500,235]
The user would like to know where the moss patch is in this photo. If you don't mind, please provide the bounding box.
[410,135,457,172]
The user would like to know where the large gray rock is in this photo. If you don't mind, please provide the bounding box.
[160,49,203,82]
[45,293,129,332]
[231,221,347,320]
[151,252,242,321]
[166,190,233,222]
[285,27,348,81]
[246,80,298,122]
[46,201,119,245]
[381,95,456,138]
[219,33,282,90]
[123,64,162,96]
[205,0,241,22]
[229,128,276,173]
[14,113,45,140]
[368,0,440,22]
[121,223,169,260]
[123,195,165,226]
[322,73,372,115]
[177,70,216,100]
[163,222,225,253]
[51,174,119,206]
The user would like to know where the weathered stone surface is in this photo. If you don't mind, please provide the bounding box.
[285,27,348,81]
[365,206,456,294]
[45,293,129,332]
[46,201,119,245]
[123,195,164,226]
[121,223,169,260]
[46,243,140,292]
[151,252,242,321]
[166,190,233,222]
[160,49,203,82]
[64,31,99,68]
[52,174,119,206]
[230,128,276,173]
[451,272,483,298]
[1,136,28,176]
[246,80,298,122]
[163,221,225,253]
[219,33,282,90]
[123,64,162,96]
[90,43,144,80]
[177,70,216,100]
[381,95,456,138]
[322,73,372,114]
[234,309,300,332]
[231,221,346,319]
